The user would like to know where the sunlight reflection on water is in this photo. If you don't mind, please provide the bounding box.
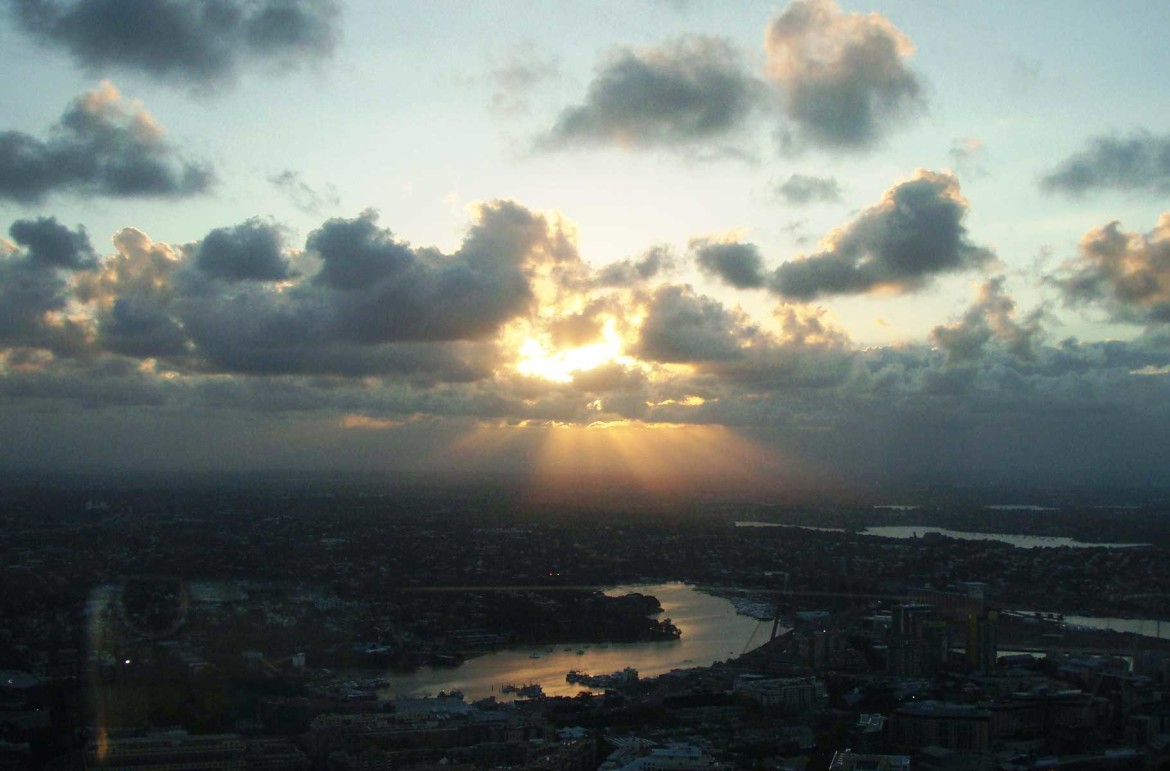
[382,582,769,700]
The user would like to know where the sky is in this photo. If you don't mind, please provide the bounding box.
[1,0,1169,492]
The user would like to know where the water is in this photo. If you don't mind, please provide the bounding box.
[859,526,1147,549]
[734,521,844,532]
[1009,612,1170,641]
[733,521,1147,548]
[381,583,770,700]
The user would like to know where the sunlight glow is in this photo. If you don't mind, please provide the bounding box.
[516,317,633,382]
[441,417,811,502]
[341,414,410,430]
[531,421,795,498]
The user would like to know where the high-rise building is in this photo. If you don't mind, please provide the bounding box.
[966,610,999,672]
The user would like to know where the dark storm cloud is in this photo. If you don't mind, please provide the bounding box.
[691,239,766,289]
[769,170,993,300]
[542,36,760,149]
[930,277,1044,364]
[636,284,755,362]
[0,82,212,202]
[765,0,922,150]
[10,0,340,86]
[775,173,841,204]
[193,218,292,283]
[8,216,95,270]
[1041,133,1170,196]
[1051,213,1170,324]
[593,245,675,287]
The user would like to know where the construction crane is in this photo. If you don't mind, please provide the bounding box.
[769,572,790,641]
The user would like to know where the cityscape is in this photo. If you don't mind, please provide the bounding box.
[2,477,1170,769]
[2,0,1170,769]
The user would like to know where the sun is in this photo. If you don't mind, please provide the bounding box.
[515,317,632,382]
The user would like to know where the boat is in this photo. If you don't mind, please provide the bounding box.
[564,667,639,689]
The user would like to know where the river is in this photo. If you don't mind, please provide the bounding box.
[858,526,1148,549]
[733,521,1148,549]
[1005,611,1170,641]
[380,583,771,701]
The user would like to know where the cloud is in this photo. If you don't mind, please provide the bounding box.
[5,197,1170,488]
[1041,132,1170,196]
[769,170,993,300]
[341,414,411,431]
[10,0,339,87]
[948,137,988,178]
[593,245,676,287]
[691,238,767,289]
[101,295,189,358]
[547,301,612,348]
[0,218,93,353]
[542,36,760,150]
[268,170,340,215]
[8,216,95,270]
[775,173,841,204]
[0,257,67,346]
[765,0,922,150]
[65,202,577,378]
[192,218,293,283]
[930,277,1044,364]
[0,81,212,202]
[487,43,560,115]
[1051,213,1170,324]
[636,284,757,363]
[307,201,577,343]
[76,227,186,358]
[655,303,854,398]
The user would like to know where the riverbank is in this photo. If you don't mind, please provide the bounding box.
[996,613,1170,655]
[379,583,767,700]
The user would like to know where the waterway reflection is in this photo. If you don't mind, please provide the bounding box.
[734,521,1148,549]
[860,526,1148,549]
[382,583,770,701]
[1009,612,1170,641]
